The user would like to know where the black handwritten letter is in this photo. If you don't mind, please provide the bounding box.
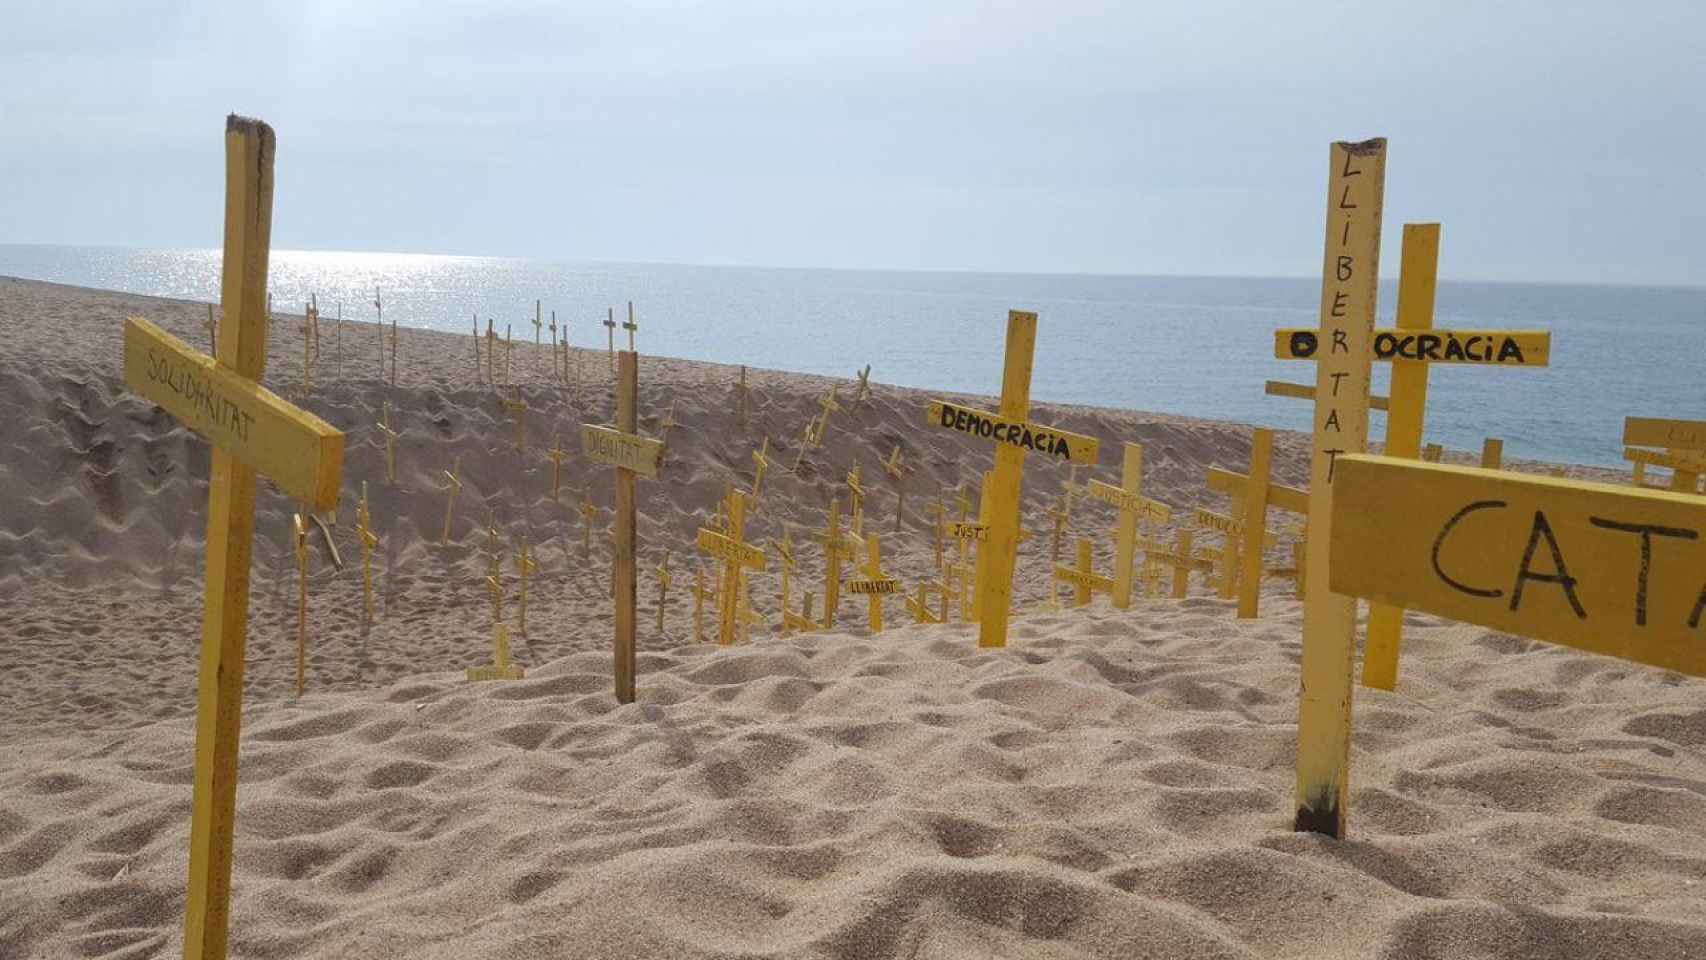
[1330,291,1349,319]
[1587,518,1698,627]
[1331,329,1348,354]
[1432,500,1506,598]
[1337,256,1354,281]
[1511,510,1587,619]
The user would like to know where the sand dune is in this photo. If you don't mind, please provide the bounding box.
[1,276,1701,958]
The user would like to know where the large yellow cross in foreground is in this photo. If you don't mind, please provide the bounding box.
[924,311,1099,646]
[121,116,345,960]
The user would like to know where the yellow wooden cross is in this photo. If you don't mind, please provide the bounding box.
[546,307,557,365]
[655,550,671,633]
[847,533,899,630]
[603,307,617,371]
[1146,528,1210,598]
[924,313,1099,646]
[1330,454,1706,835]
[375,401,399,485]
[532,299,543,347]
[1044,494,1070,563]
[623,300,638,351]
[578,494,597,555]
[204,302,217,354]
[485,317,497,384]
[881,444,909,532]
[468,622,524,682]
[440,456,462,545]
[1291,137,1386,840]
[118,117,345,960]
[355,482,378,624]
[854,364,872,404]
[751,436,771,502]
[1053,537,1114,607]
[1086,442,1171,609]
[906,582,945,624]
[791,416,816,472]
[292,512,309,696]
[1192,506,1280,600]
[735,574,766,643]
[696,487,766,645]
[1625,416,1706,454]
[847,463,866,535]
[774,528,812,637]
[546,434,568,501]
[516,537,538,636]
[925,493,947,571]
[1624,447,1706,492]
[1204,428,1300,618]
[814,498,856,629]
[503,392,527,451]
[1420,443,1444,462]
[815,386,842,445]
[581,351,663,702]
[659,397,678,440]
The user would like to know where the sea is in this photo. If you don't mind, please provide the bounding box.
[2,243,1699,469]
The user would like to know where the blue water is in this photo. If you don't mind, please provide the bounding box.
[2,243,1699,468]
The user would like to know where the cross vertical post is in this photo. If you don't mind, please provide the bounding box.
[440,456,462,545]
[624,301,637,351]
[1087,441,1169,609]
[1294,137,1386,839]
[1480,437,1504,469]
[1236,428,1276,619]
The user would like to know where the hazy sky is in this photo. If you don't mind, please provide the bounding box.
[5,1,1702,284]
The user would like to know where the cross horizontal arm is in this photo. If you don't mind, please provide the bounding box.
[925,399,1100,463]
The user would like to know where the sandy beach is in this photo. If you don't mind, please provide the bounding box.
[2,274,1703,959]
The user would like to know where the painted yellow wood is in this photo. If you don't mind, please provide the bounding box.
[1088,442,1167,609]
[1481,437,1504,469]
[1625,417,1706,451]
[175,115,337,960]
[815,387,842,446]
[1334,455,1706,677]
[906,583,943,624]
[1265,379,1390,411]
[737,436,767,501]
[847,533,897,629]
[1624,446,1706,473]
[1421,443,1444,462]
[205,302,217,354]
[1294,137,1386,840]
[504,394,527,452]
[1362,224,1442,692]
[882,444,908,532]
[624,301,637,351]
[925,399,1100,464]
[546,434,567,501]
[1274,328,1550,366]
[125,318,343,512]
[718,490,751,646]
[847,463,866,535]
[855,364,873,404]
[603,308,616,371]
[692,565,709,643]
[695,525,767,571]
[1206,468,1308,515]
[293,513,308,696]
[374,401,399,486]
[532,299,543,347]
[581,424,665,478]
[815,498,852,629]
[612,352,641,700]
[948,520,990,542]
[656,550,671,634]
[356,482,378,625]
[579,495,596,555]
[440,457,462,545]
[516,538,537,636]
[468,624,525,681]
[1236,428,1276,619]
[1170,529,1195,598]
[1053,537,1113,605]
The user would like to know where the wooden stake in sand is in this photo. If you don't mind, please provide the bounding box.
[516,537,537,636]
[775,528,811,637]
[854,364,873,404]
[815,387,842,446]
[1328,455,1706,833]
[1480,437,1504,469]
[847,463,866,536]
[624,301,638,351]
[472,312,481,368]
[655,550,671,634]
[356,482,378,625]
[468,618,524,682]
[750,436,771,503]
[205,303,217,354]
[120,116,345,960]
[292,512,309,695]
[925,311,1100,647]
[1421,443,1444,463]
[791,417,816,473]
[504,392,527,452]
[696,486,766,645]
[846,533,899,631]
[1624,445,1706,492]
[580,495,597,555]
[375,401,399,486]
[532,299,542,347]
[503,324,513,388]
[1291,137,1385,840]
[659,399,678,443]
[546,434,568,501]
[925,494,947,571]
[300,297,316,397]
[881,444,908,532]
[580,351,664,702]
[814,498,857,629]
[603,308,617,371]
[1086,442,1171,610]
[485,318,497,384]
[440,456,462,545]
[691,563,712,643]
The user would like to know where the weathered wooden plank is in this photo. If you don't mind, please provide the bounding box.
[1624,417,1706,451]
[1274,328,1550,366]
[581,423,664,478]
[925,398,1100,464]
